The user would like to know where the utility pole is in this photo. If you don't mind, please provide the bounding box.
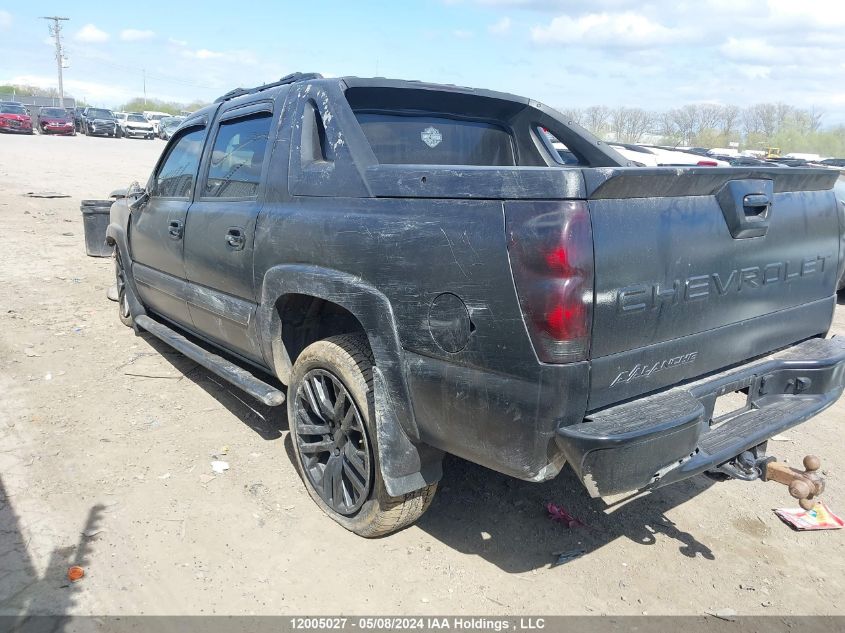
[41,16,69,106]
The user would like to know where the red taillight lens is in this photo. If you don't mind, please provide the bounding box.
[696,160,718,167]
[506,201,594,363]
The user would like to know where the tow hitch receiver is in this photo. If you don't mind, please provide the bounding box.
[763,455,825,511]
[713,451,825,510]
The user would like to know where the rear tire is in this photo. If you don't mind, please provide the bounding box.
[289,334,436,537]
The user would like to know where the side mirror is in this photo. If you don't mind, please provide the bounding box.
[127,182,150,211]
[129,190,149,212]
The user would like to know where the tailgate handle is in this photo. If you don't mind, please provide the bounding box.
[717,179,773,239]
[743,193,770,218]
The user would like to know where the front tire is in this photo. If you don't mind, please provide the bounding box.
[114,249,134,328]
[289,334,436,537]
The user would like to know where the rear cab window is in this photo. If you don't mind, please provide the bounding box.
[343,85,591,168]
[355,113,516,166]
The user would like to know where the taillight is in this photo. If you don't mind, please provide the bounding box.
[697,160,718,167]
[506,201,594,363]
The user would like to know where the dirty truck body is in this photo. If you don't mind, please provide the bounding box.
[109,74,845,535]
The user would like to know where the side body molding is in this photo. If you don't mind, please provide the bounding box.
[257,264,443,496]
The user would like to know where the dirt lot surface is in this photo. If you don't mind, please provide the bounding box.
[0,133,843,617]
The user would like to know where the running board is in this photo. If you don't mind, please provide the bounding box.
[135,314,285,407]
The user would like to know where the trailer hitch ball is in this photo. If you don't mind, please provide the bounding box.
[764,455,825,511]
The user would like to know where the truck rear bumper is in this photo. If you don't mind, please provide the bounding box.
[556,336,845,497]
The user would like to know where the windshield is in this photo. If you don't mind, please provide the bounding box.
[128,114,146,122]
[88,109,113,118]
[41,108,68,118]
[0,104,27,115]
[149,114,167,121]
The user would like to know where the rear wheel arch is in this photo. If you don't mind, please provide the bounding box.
[273,293,368,385]
[258,265,443,496]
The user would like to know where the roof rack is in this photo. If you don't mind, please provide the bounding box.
[214,72,324,103]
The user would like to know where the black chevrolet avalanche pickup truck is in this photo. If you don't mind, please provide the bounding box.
[107,73,845,536]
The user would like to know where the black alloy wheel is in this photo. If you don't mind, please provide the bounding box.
[293,368,372,515]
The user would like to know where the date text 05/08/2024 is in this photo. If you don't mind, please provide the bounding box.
[289,617,547,631]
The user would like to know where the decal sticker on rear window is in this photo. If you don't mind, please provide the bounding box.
[421,126,442,148]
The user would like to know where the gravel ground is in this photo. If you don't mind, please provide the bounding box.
[0,132,843,617]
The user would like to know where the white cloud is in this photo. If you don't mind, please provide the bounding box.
[452,29,474,39]
[178,48,258,66]
[531,11,687,48]
[733,64,773,80]
[720,37,787,64]
[0,10,12,29]
[0,74,134,105]
[120,29,155,42]
[74,24,110,43]
[182,48,225,60]
[168,37,188,47]
[488,16,512,34]
[471,0,642,9]
[766,0,845,29]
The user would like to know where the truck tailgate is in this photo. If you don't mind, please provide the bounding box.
[586,167,842,410]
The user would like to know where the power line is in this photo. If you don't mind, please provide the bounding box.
[40,16,69,105]
[87,58,217,91]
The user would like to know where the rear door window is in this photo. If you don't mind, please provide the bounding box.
[204,112,272,198]
[355,113,516,166]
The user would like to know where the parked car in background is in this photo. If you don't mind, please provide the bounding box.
[142,111,170,134]
[0,103,33,134]
[608,143,659,166]
[116,112,156,139]
[73,106,86,132]
[768,157,811,167]
[725,156,772,167]
[158,115,185,140]
[36,107,76,135]
[82,107,118,137]
[610,143,729,167]
[785,152,822,162]
[821,158,845,168]
[707,147,740,158]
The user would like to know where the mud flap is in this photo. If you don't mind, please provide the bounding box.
[372,367,443,497]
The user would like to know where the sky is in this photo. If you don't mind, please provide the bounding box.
[1,0,844,124]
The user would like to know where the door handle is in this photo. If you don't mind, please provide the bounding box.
[225,227,245,251]
[168,219,184,240]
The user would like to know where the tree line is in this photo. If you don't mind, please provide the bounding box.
[558,102,843,156]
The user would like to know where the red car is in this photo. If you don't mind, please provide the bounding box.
[0,103,33,134]
[36,107,75,136]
